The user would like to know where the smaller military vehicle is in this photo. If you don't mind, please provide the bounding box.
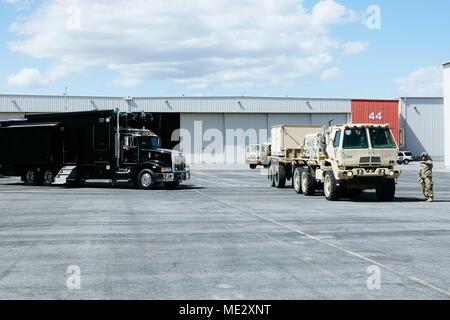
[246,143,271,169]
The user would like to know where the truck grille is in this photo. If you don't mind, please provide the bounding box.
[360,157,381,166]
[173,154,186,172]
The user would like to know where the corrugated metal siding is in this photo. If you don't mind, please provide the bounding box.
[311,113,348,126]
[133,97,352,113]
[225,114,268,164]
[0,94,127,113]
[352,100,400,144]
[0,94,351,114]
[401,98,444,160]
[180,113,225,164]
[268,114,310,128]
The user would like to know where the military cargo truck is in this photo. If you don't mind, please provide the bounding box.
[268,124,401,201]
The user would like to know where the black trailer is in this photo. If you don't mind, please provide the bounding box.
[0,110,190,189]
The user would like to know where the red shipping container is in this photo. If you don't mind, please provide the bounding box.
[351,99,399,145]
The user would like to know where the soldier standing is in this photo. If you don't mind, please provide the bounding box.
[419,152,434,202]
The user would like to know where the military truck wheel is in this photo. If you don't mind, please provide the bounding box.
[249,164,257,170]
[268,166,275,187]
[25,170,37,186]
[376,179,396,202]
[274,165,286,189]
[324,172,340,201]
[43,170,55,186]
[301,168,315,196]
[164,181,179,189]
[137,169,156,190]
[293,167,303,194]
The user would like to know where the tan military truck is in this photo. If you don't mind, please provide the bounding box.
[268,124,401,201]
[246,143,271,169]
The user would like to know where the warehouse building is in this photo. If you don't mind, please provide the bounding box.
[444,62,450,167]
[0,94,445,164]
[400,97,445,161]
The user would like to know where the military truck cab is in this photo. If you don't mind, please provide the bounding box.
[246,143,271,169]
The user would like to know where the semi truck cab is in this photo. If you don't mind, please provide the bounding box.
[119,128,190,188]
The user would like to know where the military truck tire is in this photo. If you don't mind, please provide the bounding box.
[268,166,276,187]
[376,179,396,202]
[249,164,257,170]
[274,165,286,189]
[324,171,340,201]
[301,167,316,196]
[293,167,303,194]
[137,169,156,190]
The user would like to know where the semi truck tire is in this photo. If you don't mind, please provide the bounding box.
[301,167,315,196]
[43,170,55,186]
[137,169,156,190]
[376,179,396,202]
[293,167,303,194]
[274,164,286,189]
[324,171,340,201]
[25,170,37,186]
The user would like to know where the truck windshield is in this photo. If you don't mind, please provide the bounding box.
[138,136,159,149]
[369,128,396,149]
[342,128,369,149]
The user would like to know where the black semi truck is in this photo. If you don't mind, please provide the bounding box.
[0,110,190,189]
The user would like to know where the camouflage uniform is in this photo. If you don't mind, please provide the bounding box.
[419,159,433,202]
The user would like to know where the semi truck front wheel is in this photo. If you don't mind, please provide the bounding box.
[137,169,156,190]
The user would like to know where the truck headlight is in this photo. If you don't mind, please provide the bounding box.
[347,172,353,177]
[161,167,172,173]
[389,171,395,176]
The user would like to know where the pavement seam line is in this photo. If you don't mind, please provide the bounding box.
[193,189,450,298]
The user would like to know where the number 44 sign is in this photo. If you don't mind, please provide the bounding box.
[369,112,383,121]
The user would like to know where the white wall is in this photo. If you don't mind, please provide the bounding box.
[444,63,450,167]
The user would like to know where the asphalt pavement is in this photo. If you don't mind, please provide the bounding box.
[0,162,449,299]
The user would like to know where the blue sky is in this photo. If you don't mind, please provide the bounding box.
[0,0,448,98]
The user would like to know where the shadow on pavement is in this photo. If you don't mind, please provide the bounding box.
[2,182,205,191]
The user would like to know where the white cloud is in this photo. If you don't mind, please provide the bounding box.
[7,0,367,89]
[395,66,443,97]
[6,64,84,87]
[2,0,33,9]
[321,67,342,80]
[342,41,369,55]
[7,68,42,86]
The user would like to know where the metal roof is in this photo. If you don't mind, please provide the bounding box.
[0,94,352,114]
